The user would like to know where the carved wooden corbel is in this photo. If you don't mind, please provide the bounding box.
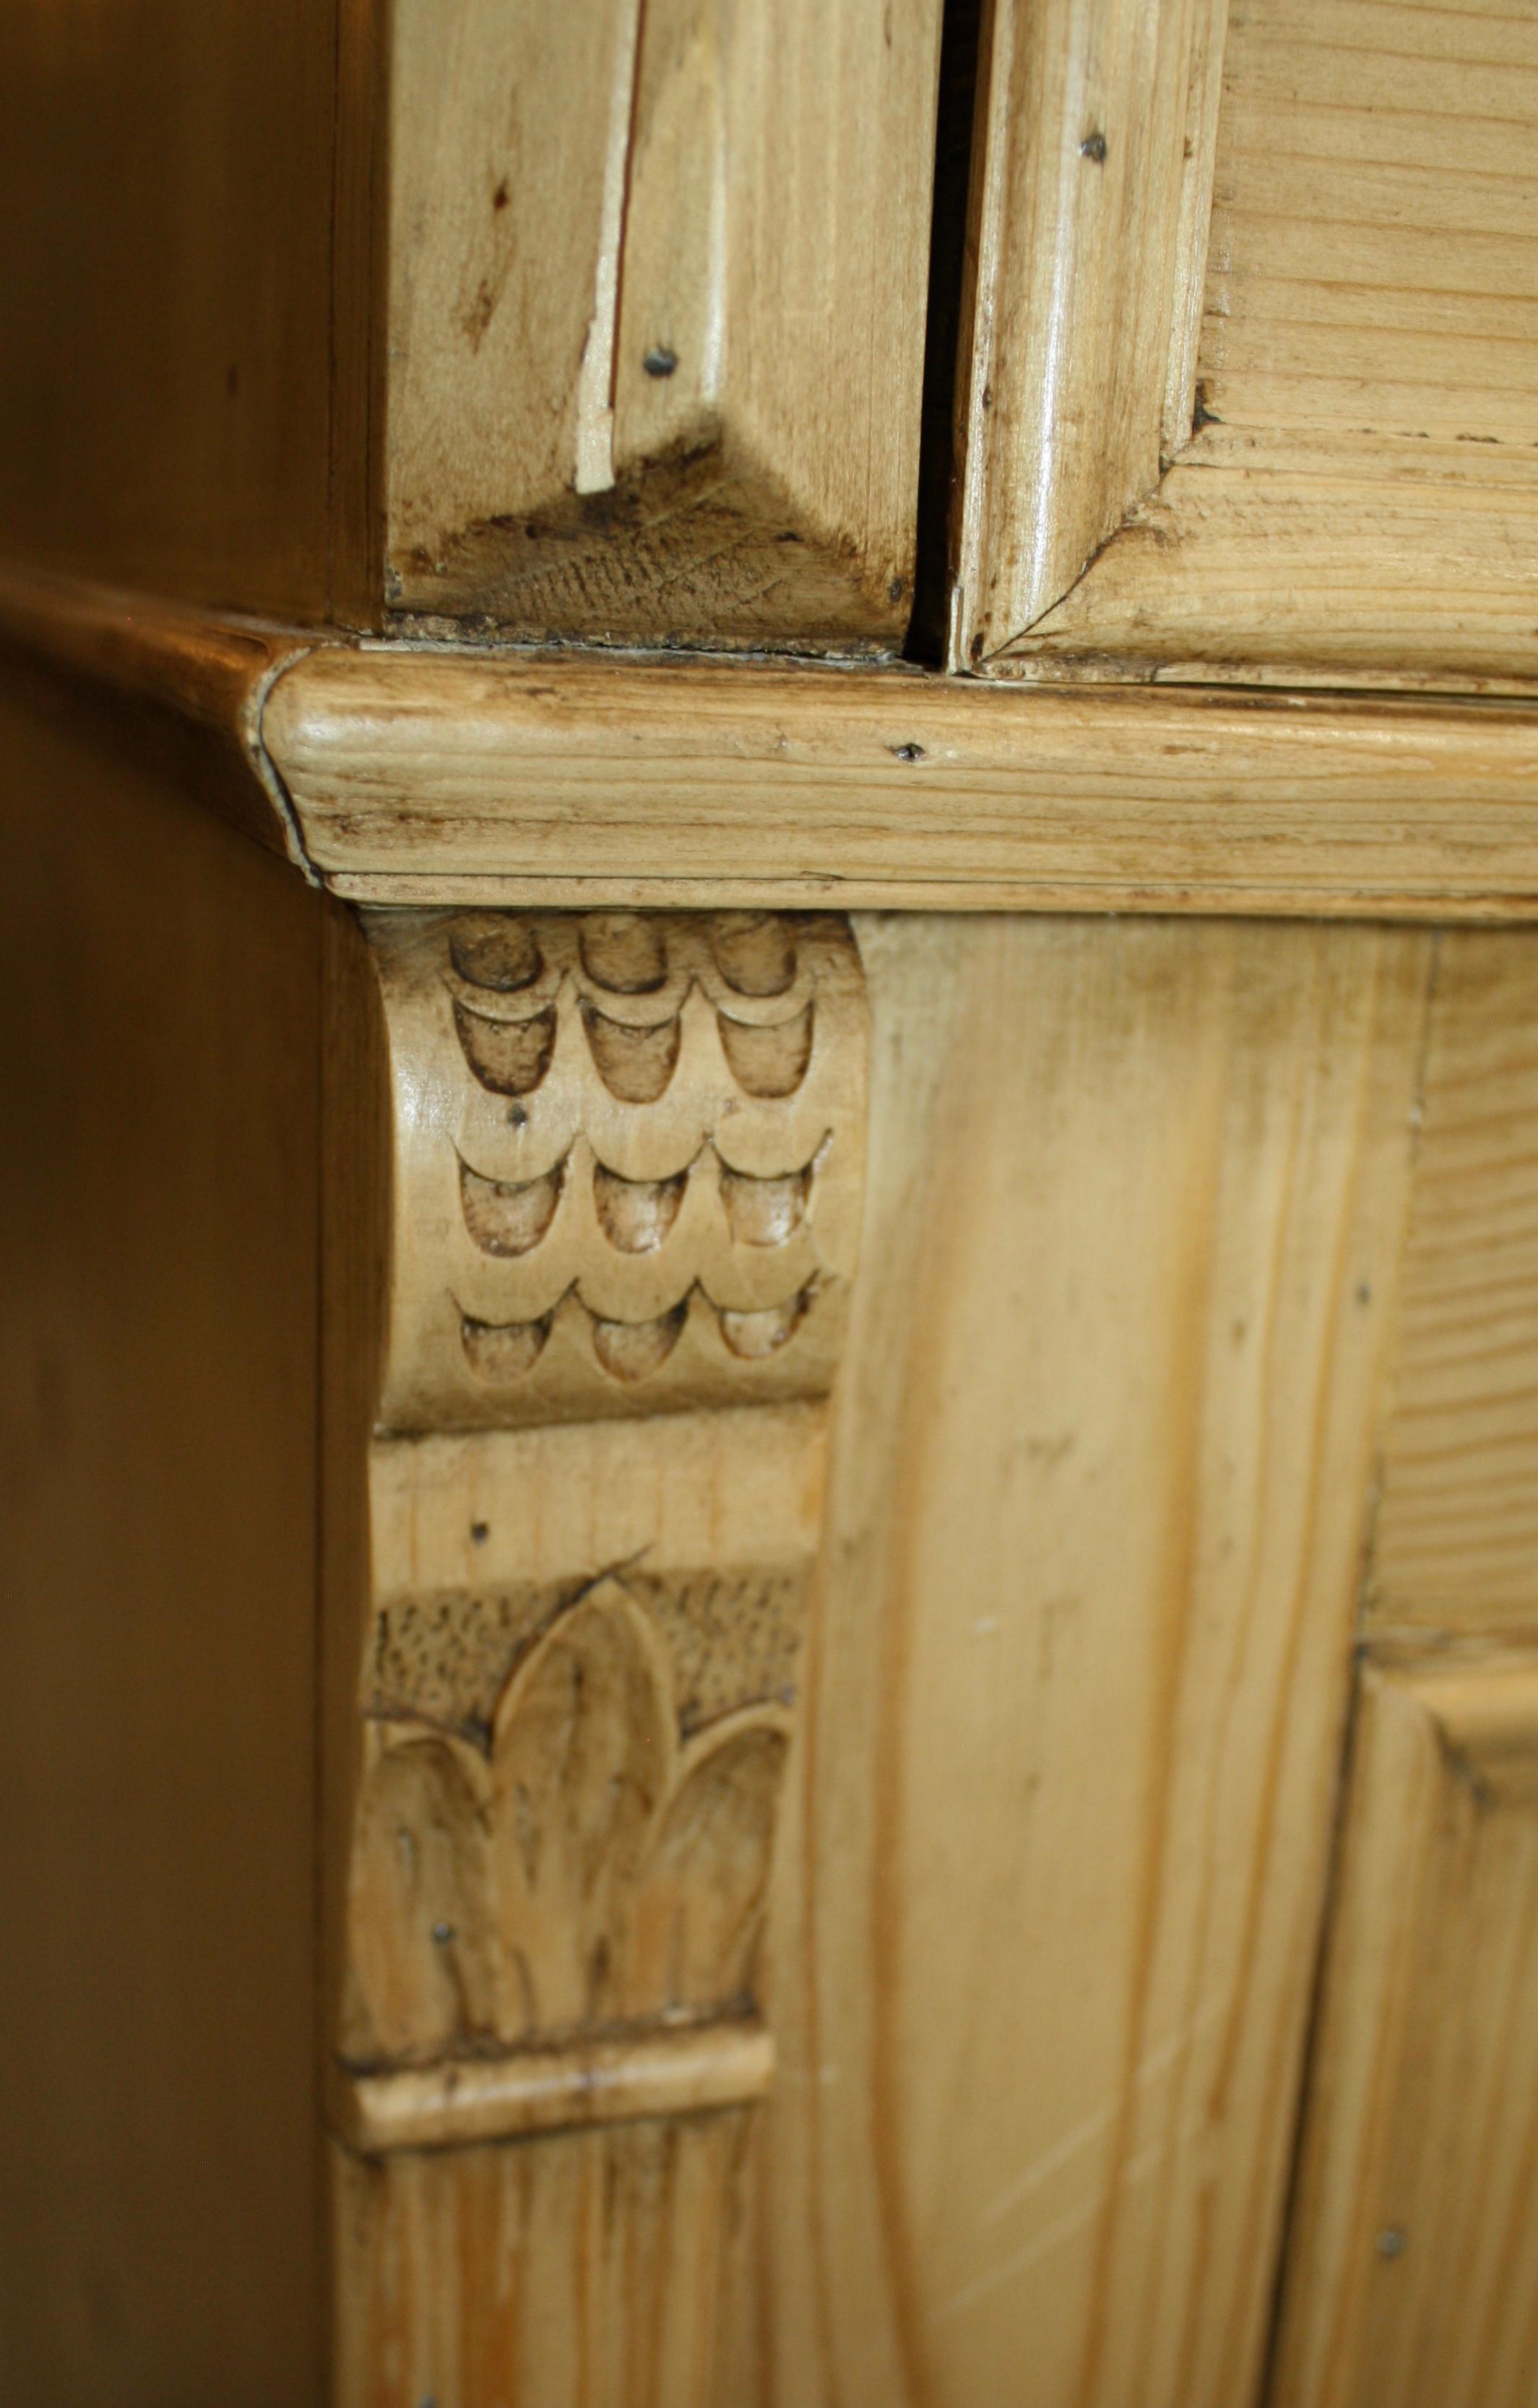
[323,908,867,2170]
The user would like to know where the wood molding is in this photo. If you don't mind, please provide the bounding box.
[951,0,1230,664]
[267,645,1538,918]
[988,444,1538,694]
[0,564,313,867]
[334,2016,774,2153]
[1370,931,1538,1636]
[7,569,1538,917]
[324,907,868,2168]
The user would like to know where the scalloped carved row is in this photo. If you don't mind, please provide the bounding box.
[335,911,868,2162]
[368,908,868,1428]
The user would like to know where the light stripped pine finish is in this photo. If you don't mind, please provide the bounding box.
[384,0,942,647]
[332,2115,757,2408]
[950,0,1229,663]
[1371,931,1538,1634]
[321,906,868,2401]
[1271,1653,1538,2408]
[752,912,1430,2408]
[1202,0,1538,448]
[954,0,1538,689]
[1000,429,1538,691]
[258,643,1538,918]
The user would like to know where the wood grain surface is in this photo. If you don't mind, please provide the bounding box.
[383,0,942,647]
[751,912,1427,2408]
[262,646,1538,917]
[1272,1653,1538,2408]
[959,0,1538,689]
[332,2115,757,2408]
[995,437,1538,691]
[0,691,323,2401]
[1203,0,1538,449]
[1370,931,1538,1634]
[951,0,1229,662]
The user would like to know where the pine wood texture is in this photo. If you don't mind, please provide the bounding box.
[332,2114,756,2408]
[0,693,322,2401]
[753,912,1428,2408]
[0,0,366,625]
[9,574,1538,919]
[1371,932,1538,1635]
[1001,431,1538,691]
[951,0,1229,660]
[263,645,1538,917]
[956,0,1538,689]
[1272,1652,1538,2408]
[1204,0,1538,449]
[382,0,942,648]
[323,908,867,2397]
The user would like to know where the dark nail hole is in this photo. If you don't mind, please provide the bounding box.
[1081,130,1107,161]
[643,347,678,379]
[890,742,926,762]
[1192,378,1222,433]
[470,1522,490,1545]
[506,1102,527,1128]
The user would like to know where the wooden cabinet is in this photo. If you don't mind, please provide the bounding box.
[1274,1656,1538,2408]
[1,5,1535,2404]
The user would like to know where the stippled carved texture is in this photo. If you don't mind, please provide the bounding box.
[370,1562,805,1745]
[345,1574,791,2069]
[366,910,868,1429]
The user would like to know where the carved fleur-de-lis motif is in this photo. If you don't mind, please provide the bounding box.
[348,1580,788,2071]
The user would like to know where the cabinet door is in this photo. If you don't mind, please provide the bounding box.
[1273,1657,1538,2408]
[951,0,1538,689]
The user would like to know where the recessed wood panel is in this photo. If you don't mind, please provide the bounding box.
[1273,1654,1538,2408]
[1202,0,1538,446]
[952,0,1538,689]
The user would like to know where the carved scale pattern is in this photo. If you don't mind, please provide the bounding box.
[368,908,866,1429]
[338,911,867,2147]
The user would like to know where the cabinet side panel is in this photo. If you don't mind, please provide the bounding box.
[0,692,322,2402]
[0,0,350,622]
